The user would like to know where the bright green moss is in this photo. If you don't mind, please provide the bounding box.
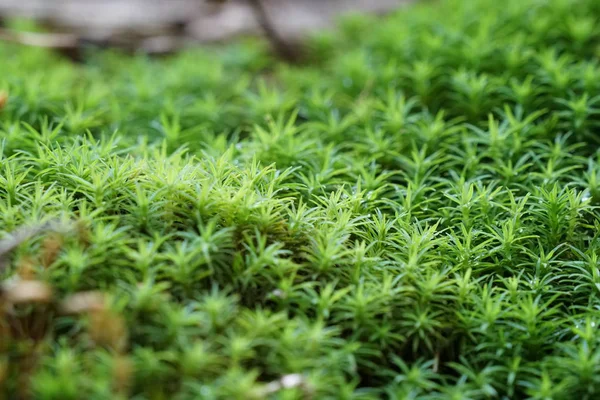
[2,0,600,398]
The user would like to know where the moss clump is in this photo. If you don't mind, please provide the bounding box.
[2,0,600,398]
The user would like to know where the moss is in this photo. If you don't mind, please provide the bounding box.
[2,0,600,398]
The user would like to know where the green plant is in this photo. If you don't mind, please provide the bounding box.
[2,0,600,398]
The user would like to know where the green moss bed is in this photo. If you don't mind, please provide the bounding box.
[2,0,600,398]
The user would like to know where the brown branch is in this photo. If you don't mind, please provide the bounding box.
[247,0,303,62]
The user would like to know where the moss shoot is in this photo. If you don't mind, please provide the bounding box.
[2,0,600,398]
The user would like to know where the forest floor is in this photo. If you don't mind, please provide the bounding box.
[2,0,600,399]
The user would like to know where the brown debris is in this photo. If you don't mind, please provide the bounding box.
[40,233,63,269]
[0,219,74,273]
[60,291,128,352]
[2,280,53,304]
[16,256,37,280]
[88,308,128,353]
[0,220,56,272]
[59,290,105,314]
[0,91,7,110]
[1,284,130,395]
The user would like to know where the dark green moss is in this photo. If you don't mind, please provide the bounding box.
[2,0,600,398]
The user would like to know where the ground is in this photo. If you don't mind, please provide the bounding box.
[1,0,600,399]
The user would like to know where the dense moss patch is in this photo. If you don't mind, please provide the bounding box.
[2,0,600,398]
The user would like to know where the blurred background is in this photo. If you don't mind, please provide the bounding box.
[0,0,412,57]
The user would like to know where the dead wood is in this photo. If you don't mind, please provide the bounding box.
[0,0,414,59]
